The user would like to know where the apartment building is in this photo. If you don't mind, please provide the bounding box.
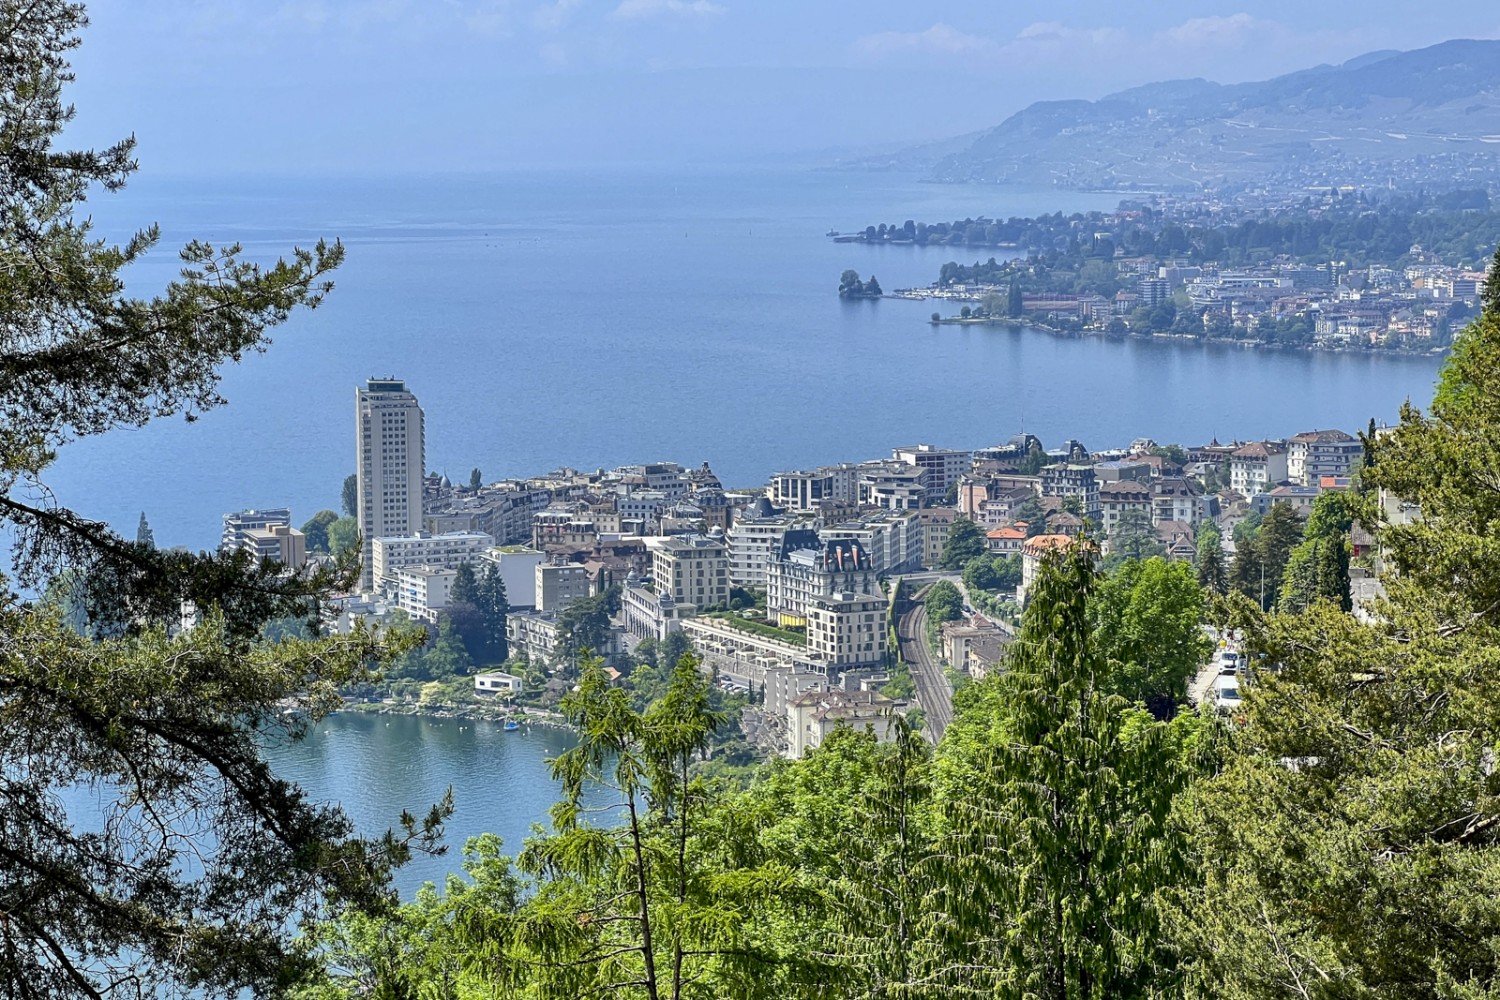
[221,507,292,553]
[1287,429,1361,487]
[651,533,730,611]
[356,379,425,591]
[370,530,493,591]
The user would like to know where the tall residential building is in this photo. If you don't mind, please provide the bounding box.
[356,378,425,591]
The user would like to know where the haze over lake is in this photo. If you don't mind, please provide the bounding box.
[51,167,1442,549]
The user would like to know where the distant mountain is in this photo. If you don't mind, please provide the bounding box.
[881,40,1500,191]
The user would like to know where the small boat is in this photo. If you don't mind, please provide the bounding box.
[503,718,520,732]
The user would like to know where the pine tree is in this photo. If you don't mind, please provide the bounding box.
[933,543,1197,998]
[135,511,154,549]
[0,7,439,997]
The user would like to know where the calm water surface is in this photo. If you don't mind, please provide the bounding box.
[49,167,1442,550]
[264,713,599,896]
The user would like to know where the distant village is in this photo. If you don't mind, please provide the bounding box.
[220,379,1378,760]
[839,187,1495,351]
[901,252,1486,350]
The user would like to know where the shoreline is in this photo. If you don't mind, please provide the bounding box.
[921,313,1448,358]
[333,698,576,731]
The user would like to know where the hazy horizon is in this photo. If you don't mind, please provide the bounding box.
[66,2,1500,178]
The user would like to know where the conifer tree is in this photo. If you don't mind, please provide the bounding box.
[0,5,440,997]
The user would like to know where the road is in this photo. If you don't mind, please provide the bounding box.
[897,590,954,743]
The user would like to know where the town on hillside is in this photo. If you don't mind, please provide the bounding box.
[215,378,1389,761]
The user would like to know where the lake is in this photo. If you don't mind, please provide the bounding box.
[45,166,1442,551]
[264,712,593,896]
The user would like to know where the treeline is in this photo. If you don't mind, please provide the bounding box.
[851,190,1500,269]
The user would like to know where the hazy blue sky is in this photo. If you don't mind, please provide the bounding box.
[67,1,1500,174]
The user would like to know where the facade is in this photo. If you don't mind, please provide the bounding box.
[768,465,861,511]
[651,534,730,611]
[892,444,973,493]
[985,525,1026,555]
[919,508,956,570]
[1287,429,1361,487]
[1040,463,1100,515]
[787,689,896,760]
[394,564,457,621]
[1151,477,1202,527]
[535,561,592,612]
[1098,480,1152,536]
[621,579,697,641]
[356,379,425,591]
[804,592,886,672]
[221,507,292,553]
[370,530,493,591]
[238,523,307,570]
[766,533,878,627]
[726,512,806,587]
[821,510,923,577]
[1230,441,1289,495]
[482,546,545,609]
[473,671,524,695]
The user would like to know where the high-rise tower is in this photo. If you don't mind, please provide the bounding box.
[356,378,425,591]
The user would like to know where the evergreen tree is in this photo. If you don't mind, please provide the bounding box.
[1196,522,1228,594]
[341,473,358,518]
[135,511,154,549]
[1175,255,1500,998]
[940,516,987,569]
[468,467,482,491]
[0,7,437,996]
[934,543,1199,997]
[450,560,478,605]
[1007,278,1023,317]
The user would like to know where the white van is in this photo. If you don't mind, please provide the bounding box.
[1212,672,1243,714]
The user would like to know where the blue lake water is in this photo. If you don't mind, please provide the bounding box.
[37,165,1449,898]
[48,166,1441,551]
[263,712,593,896]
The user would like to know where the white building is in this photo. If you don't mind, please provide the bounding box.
[221,508,292,553]
[483,546,545,609]
[728,516,789,588]
[394,564,457,621]
[787,689,896,760]
[892,444,972,493]
[239,523,307,570]
[473,671,524,695]
[371,530,493,592]
[766,532,877,627]
[1287,429,1361,487]
[1230,441,1290,495]
[356,379,425,591]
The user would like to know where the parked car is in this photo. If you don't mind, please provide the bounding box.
[1218,649,1240,675]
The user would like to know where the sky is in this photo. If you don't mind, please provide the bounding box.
[66,1,1500,175]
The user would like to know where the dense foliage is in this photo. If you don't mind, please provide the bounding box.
[0,6,440,996]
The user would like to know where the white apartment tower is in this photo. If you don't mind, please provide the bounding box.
[356,378,425,591]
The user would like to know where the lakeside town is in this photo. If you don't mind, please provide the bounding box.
[837,188,1495,351]
[213,377,1390,761]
